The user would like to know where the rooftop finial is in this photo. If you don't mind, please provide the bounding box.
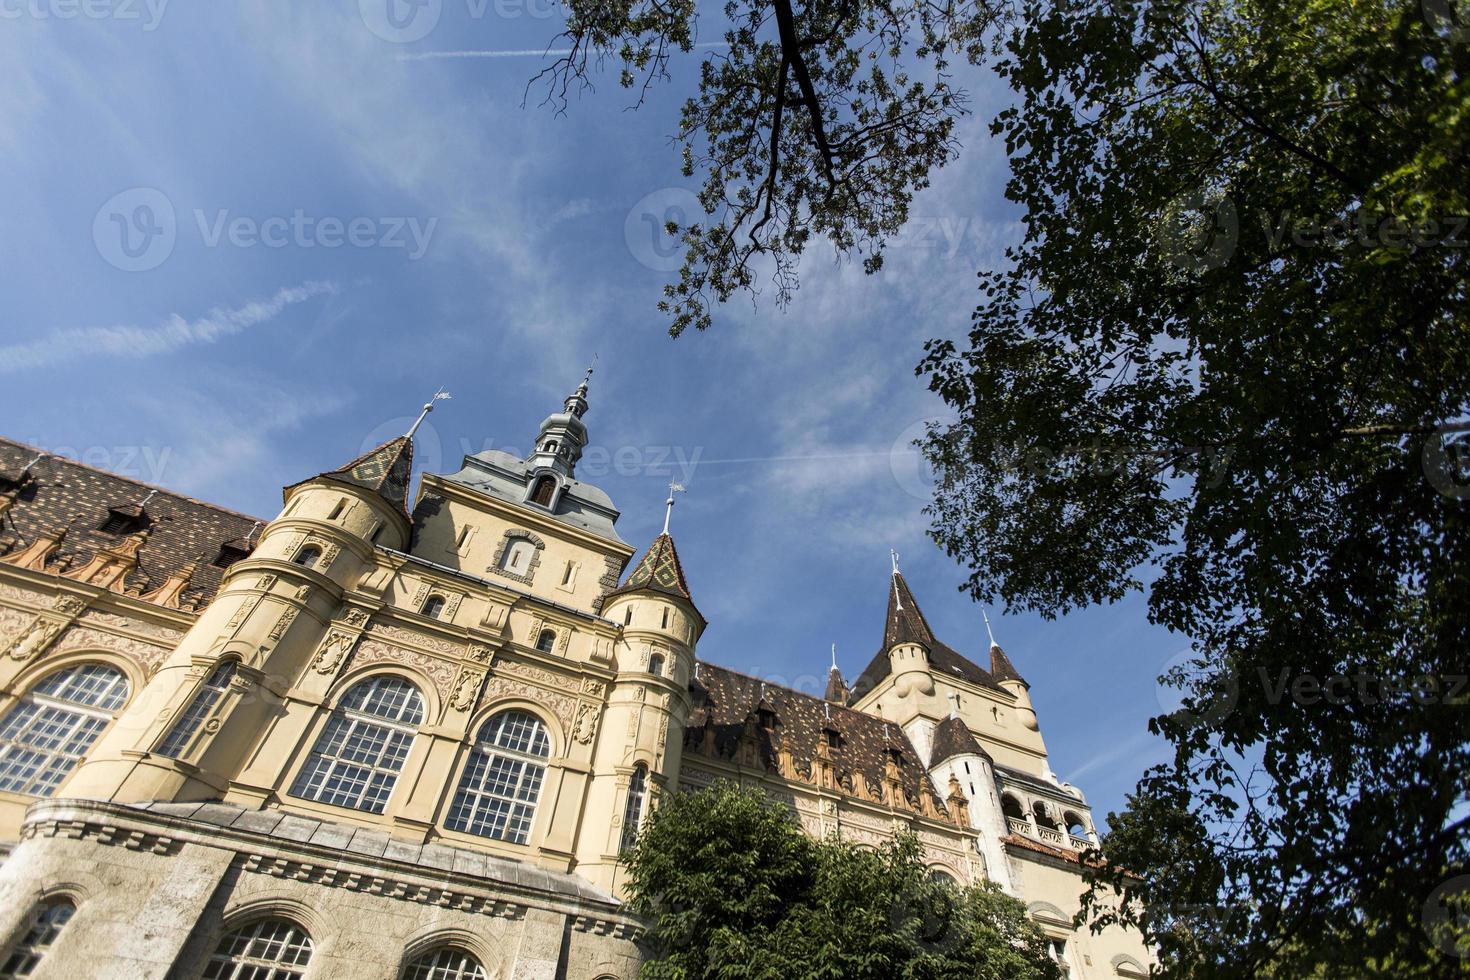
[662,481,686,535]
[138,489,158,508]
[890,549,901,575]
[406,387,452,439]
[982,607,998,648]
[831,643,838,672]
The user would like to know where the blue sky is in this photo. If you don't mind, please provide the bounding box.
[0,1,1182,825]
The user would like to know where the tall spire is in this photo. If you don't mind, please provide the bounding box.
[985,610,1026,685]
[825,643,850,702]
[662,482,686,535]
[885,569,936,652]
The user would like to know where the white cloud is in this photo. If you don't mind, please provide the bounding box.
[0,281,340,373]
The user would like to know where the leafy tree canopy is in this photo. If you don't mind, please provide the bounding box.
[537,0,1470,973]
[623,781,1062,979]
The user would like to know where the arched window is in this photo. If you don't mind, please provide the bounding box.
[499,539,535,573]
[620,764,649,853]
[647,653,664,676]
[530,476,556,506]
[1033,801,1060,830]
[0,898,75,977]
[446,710,550,845]
[0,664,130,797]
[402,947,487,980]
[927,869,959,888]
[292,545,322,569]
[156,660,238,759]
[1064,811,1088,837]
[203,918,312,980]
[1001,794,1024,821]
[421,595,447,619]
[535,630,556,653]
[290,675,424,814]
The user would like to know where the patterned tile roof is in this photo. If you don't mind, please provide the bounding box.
[0,437,264,608]
[607,533,703,622]
[988,642,1025,684]
[849,572,1004,702]
[687,662,946,813]
[928,714,991,766]
[303,436,414,514]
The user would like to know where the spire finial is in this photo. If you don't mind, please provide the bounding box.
[831,643,838,672]
[662,481,686,535]
[983,607,997,648]
[890,549,901,575]
[406,387,452,439]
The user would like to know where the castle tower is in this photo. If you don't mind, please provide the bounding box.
[578,527,705,894]
[63,437,415,803]
[988,639,1037,731]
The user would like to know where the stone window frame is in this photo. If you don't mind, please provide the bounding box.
[0,663,131,798]
[155,659,240,759]
[0,896,76,976]
[488,529,546,586]
[203,917,314,979]
[288,674,426,816]
[401,946,488,980]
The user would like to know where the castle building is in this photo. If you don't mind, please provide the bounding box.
[0,378,1151,979]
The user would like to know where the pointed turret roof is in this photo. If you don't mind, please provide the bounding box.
[885,571,938,651]
[825,664,850,703]
[607,532,706,625]
[296,436,414,514]
[989,642,1026,685]
[849,571,1005,703]
[929,714,993,767]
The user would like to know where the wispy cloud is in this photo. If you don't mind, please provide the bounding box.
[0,281,339,373]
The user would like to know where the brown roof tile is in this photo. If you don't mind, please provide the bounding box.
[0,437,264,608]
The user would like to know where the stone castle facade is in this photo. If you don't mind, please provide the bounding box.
[0,377,1151,979]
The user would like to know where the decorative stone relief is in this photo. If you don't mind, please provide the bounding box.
[368,622,460,657]
[226,596,260,630]
[268,608,299,641]
[343,608,370,629]
[319,543,340,566]
[52,594,87,616]
[53,625,169,675]
[442,593,465,619]
[557,629,570,655]
[312,631,356,674]
[573,703,599,744]
[498,660,580,693]
[0,606,33,647]
[450,667,487,711]
[477,674,577,733]
[258,573,277,591]
[410,583,431,609]
[0,582,51,605]
[293,585,310,602]
[5,618,61,662]
[351,638,458,703]
[467,643,494,665]
[581,678,606,699]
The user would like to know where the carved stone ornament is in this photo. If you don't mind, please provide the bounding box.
[6,618,62,662]
[343,608,370,628]
[52,594,87,616]
[468,643,494,665]
[312,631,356,674]
[268,607,299,641]
[450,668,486,711]
[258,574,277,590]
[573,702,599,744]
[581,678,606,699]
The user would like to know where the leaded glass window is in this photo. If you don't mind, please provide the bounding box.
[0,664,129,797]
[289,675,423,814]
[402,947,487,980]
[445,710,550,845]
[0,899,75,978]
[155,661,237,759]
[619,764,648,853]
[202,919,312,980]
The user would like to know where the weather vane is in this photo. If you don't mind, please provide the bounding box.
[662,481,687,534]
[406,387,452,439]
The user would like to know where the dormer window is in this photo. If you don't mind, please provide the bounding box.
[757,705,778,730]
[213,543,251,569]
[530,476,556,507]
[823,727,842,750]
[98,507,147,535]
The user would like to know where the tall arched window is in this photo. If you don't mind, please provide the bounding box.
[421,595,447,619]
[0,664,130,797]
[500,539,535,574]
[0,898,75,978]
[290,675,424,814]
[619,764,649,853]
[292,545,322,569]
[446,710,550,845]
[402,947,488,980]
[203,918,312,980]
[535,630,556,653]
[156,660,238,759]
[1001,794,1024,821]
